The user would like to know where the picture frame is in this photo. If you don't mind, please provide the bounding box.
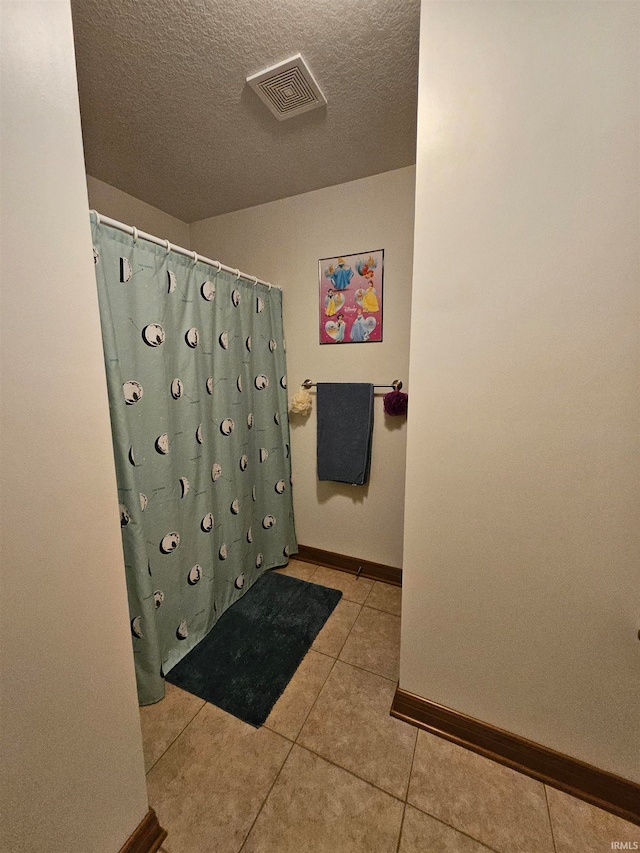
[318,249,384,344]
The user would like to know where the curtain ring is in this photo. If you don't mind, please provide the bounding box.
[132,226,138,244]
[235,269,241,281]
[191,250,198,265]
[252,276,258,287]
[267,283,272,291]
[164,239,171,255]
[90,209,101,225]
[214,260,222,275]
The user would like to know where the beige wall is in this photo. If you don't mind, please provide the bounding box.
[190,167,416,568]
[0,2,149,851]
[402,0,639,782]
[87,174,190,248]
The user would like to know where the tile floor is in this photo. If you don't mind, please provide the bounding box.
[144,561,639,853]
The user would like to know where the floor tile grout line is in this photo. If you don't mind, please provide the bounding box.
[405,798,508,853]
[325,656,399,686]
[262,661,400,745]
[291,740,408,805]
[262,651,338,740]
[362,602,402,617]
[332,603,363,658]
[281,566,376,607]
[288,655,339,742]
[363,581,402,617]
[312,601,363,658]
[330,593,372,607]
[262,726,296,744]
[265,669,405,738]
[403,722,420,803]
[311,593,366,659]
[390,716,419,853]
[403,730,504,853]
[302,579,390,611]
[335,598,401,680]
[237,736,414,853]
[244,744,491,853]
[359,603,401,617]
[278,566,319,582]
[263,606,398,744]
[310,597,400,680]
[144,699,207,776]
[395,802,407,853]
[363,580,374,608]
[237,737,295,853]
[294,563,378,608]
[543,784,559,853]
[308,647,342,664]
[337,652,399,684]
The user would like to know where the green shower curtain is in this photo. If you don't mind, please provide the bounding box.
[92,216,297,704]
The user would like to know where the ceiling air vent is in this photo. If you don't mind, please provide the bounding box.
[247,54,326,121]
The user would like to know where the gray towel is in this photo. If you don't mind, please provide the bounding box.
[317,383,374,485]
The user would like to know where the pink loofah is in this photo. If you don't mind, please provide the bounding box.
[383,389,408,416]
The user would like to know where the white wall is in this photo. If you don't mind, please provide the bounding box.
[402,1,639,782]
[190,168,415,568]
[87,174,190,248]
[0,2,149,851]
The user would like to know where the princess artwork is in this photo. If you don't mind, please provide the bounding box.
[324,288,345,317]
[325,258,353,291]
[319,248,383,344]
[350,310,369,342]
[361,283,379,313]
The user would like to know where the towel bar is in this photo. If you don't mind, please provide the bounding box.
[301,378,402,391]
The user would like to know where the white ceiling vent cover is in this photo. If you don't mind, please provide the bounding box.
[247,54,326,121]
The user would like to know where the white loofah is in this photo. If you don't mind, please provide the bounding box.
[289,388,313,415]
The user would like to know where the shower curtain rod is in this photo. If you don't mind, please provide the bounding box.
[302,378,403,391]
[90,210,279,290]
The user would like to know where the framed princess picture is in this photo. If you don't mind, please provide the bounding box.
[319,249,384,344]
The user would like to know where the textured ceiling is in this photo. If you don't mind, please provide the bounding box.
[71,0,419,222]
